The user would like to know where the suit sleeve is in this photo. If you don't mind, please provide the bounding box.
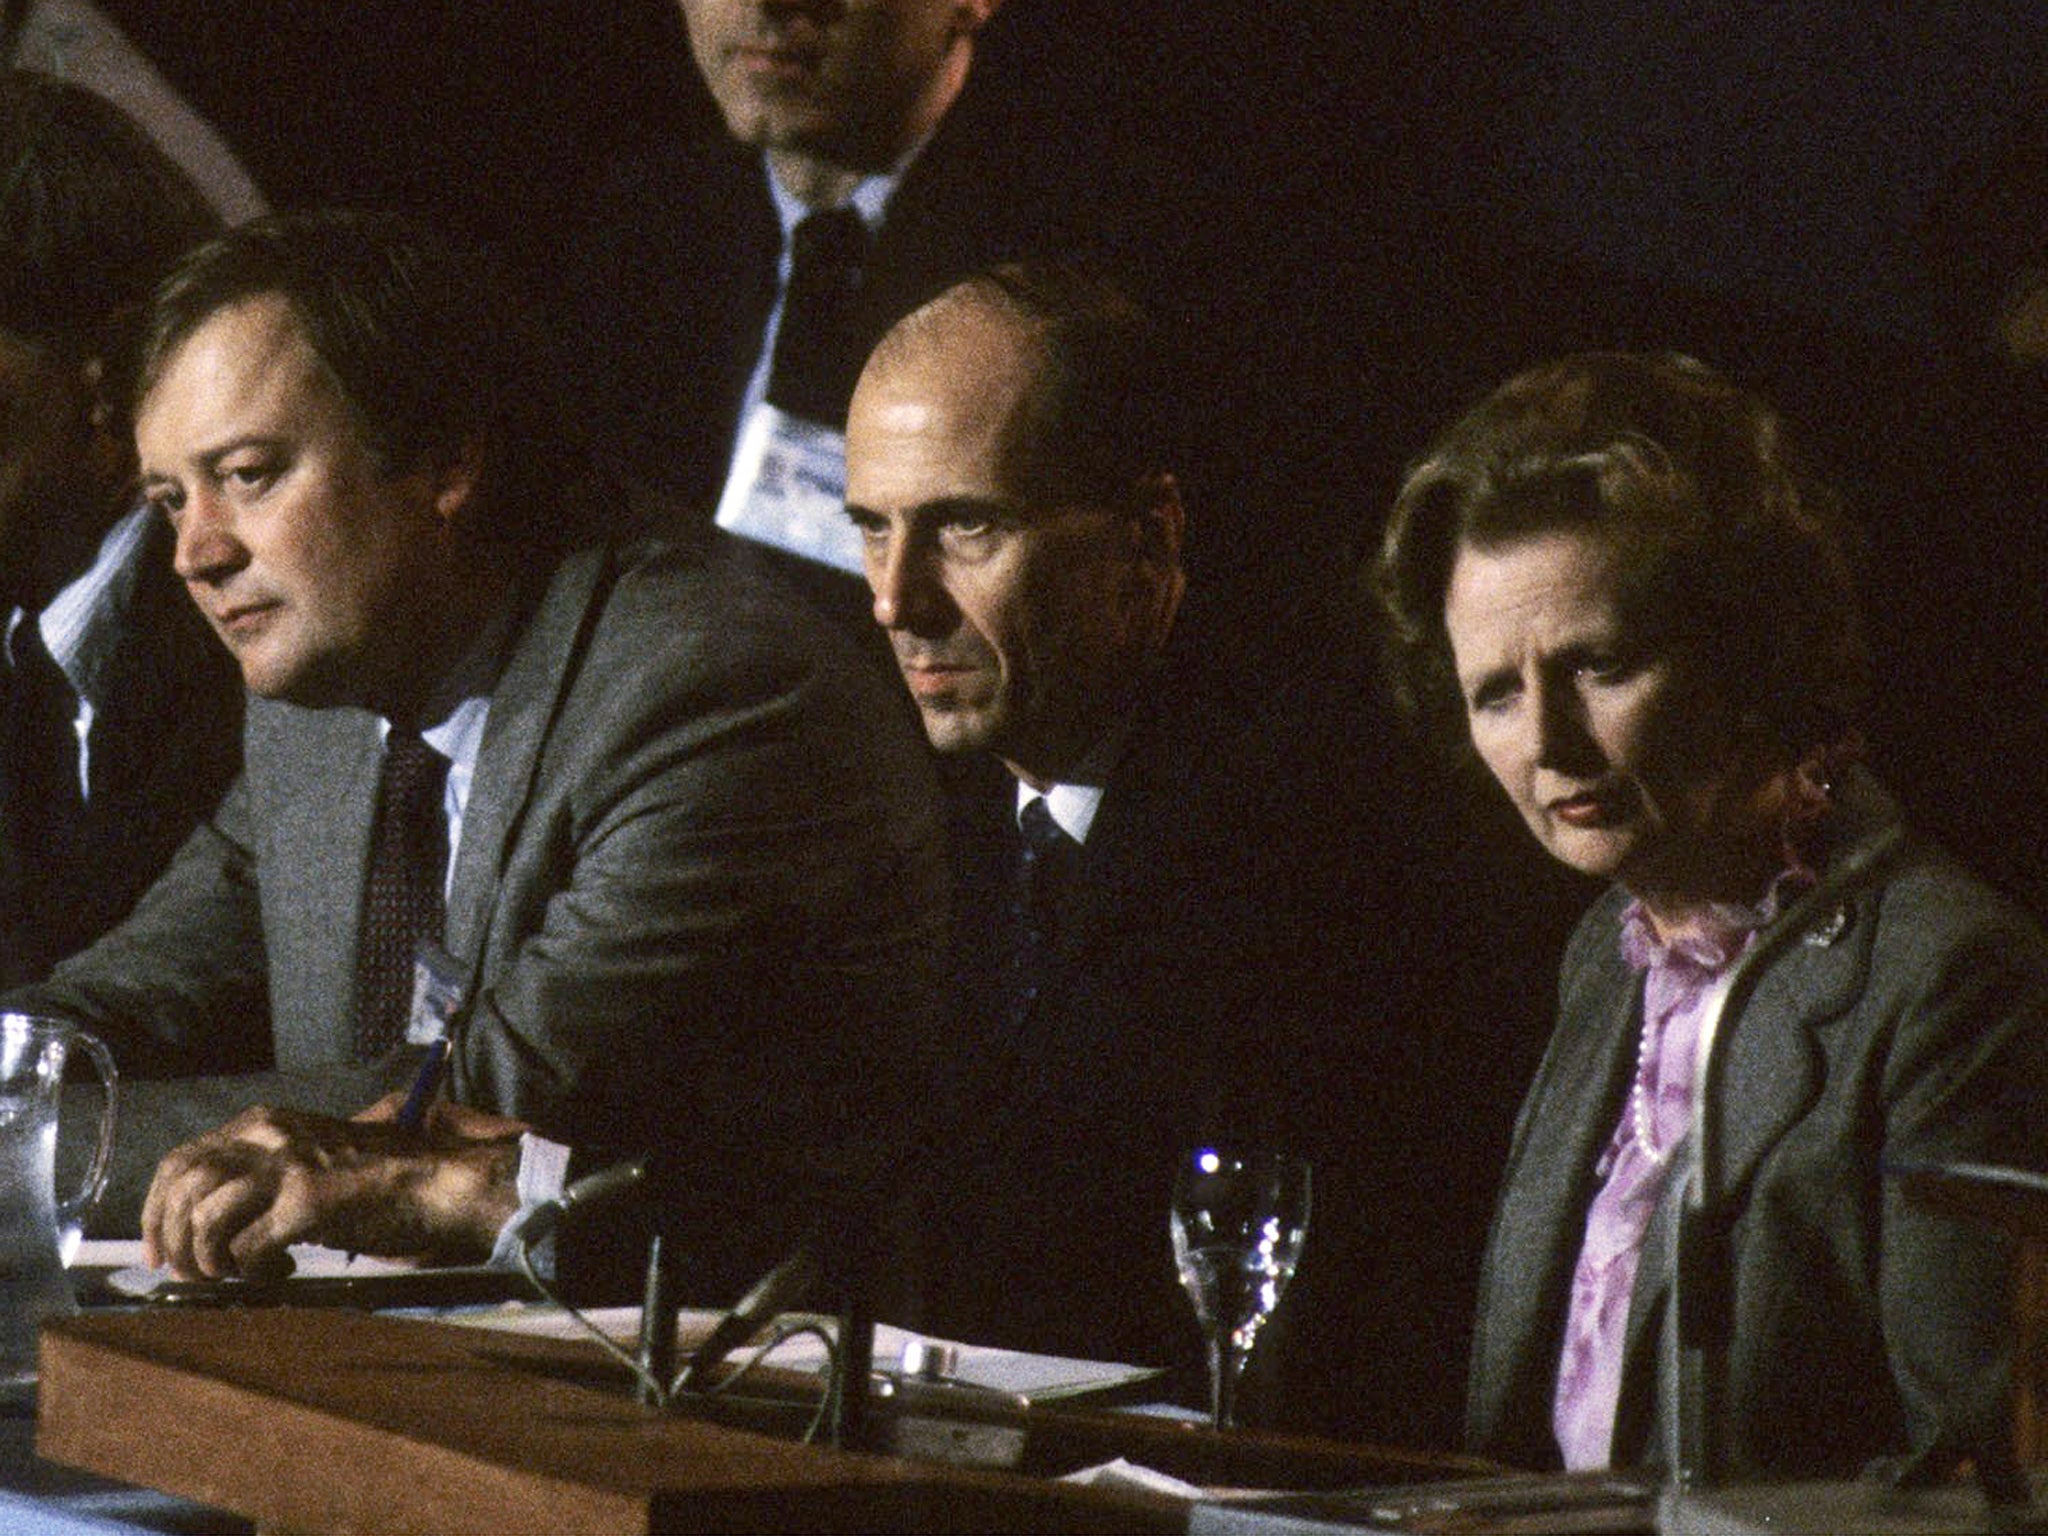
[447,588,949,1293]
[9,771,408,1235]
[4,771,272,1076]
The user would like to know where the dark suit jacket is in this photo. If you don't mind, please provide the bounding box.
[16,534,949,1292]
[1466,772,2048,1477]
[896,614,1432,1422]
[0,515,242,988]
[546,51,1170,531]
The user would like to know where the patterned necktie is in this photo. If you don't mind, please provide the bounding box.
[2,614,84,866]
[1008,798,1076,1029]
[765,207,871,426]
[353,729,449,1059]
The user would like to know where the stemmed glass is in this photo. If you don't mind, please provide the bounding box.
[1170,1145,1311,1430]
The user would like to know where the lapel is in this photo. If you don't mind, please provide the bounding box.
[1047,777,1138,980]
[1028,680,1183,1006]
[444,545,607,974]
[957,733,1139,1109]
[1703,767,1897,1210]
[586,139,778,518]
[1614,835,1881,1444]
[696,145,781,419]
[1475,886,1647,1429]
[858,77,995,339]
[72,523,242,851]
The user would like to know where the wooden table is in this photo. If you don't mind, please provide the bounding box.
[36,1310,1478,1535]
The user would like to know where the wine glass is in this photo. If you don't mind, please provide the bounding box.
[1170,1145,1311,1429]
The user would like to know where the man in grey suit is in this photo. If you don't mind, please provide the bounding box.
[8,210,947,1290]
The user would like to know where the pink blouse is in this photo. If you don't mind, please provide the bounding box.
[1551,875,1806,1469]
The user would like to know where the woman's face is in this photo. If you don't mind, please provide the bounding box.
[1443,527,1768,907]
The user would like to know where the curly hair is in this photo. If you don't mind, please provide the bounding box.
[1370,351,1869,770]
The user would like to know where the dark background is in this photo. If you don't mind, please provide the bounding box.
[81,0,2048,856]
[68,0,2048,1443]
[92,0,2048,897]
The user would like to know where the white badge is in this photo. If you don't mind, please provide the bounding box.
[712,403,865,574]
[405,942,466,1046]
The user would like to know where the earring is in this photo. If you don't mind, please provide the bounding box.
[80,356,114,434]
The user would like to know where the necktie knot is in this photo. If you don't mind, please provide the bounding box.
[790,206,869,279]
[1018,796,1071,866]
[380,729,447,811]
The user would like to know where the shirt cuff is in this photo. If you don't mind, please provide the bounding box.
[486,1132,572,1274]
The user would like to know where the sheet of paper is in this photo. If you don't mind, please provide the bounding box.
[77,1239,424,1298]
[446,1304,1160,1401]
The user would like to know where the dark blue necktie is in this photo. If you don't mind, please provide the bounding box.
[1008,798,1076,1029]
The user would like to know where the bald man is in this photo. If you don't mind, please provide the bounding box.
[839,267,1420,1417]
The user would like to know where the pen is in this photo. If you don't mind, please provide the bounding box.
[339,1037,446,1265]
[395,1038,449,1132]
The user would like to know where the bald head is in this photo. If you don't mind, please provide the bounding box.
[863,266,1173,504]
[844,266,1185,786]
[850,283,1051,515]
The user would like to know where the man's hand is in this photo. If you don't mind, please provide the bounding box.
[351,1090,527,1139]
[141,1103,526,1280]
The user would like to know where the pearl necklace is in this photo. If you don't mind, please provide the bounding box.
[1629,964,1736,1169]
[1628,1006,1672,1168]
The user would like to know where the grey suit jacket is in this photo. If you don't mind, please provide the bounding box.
[19,536,948,1267]
[1466,773,2048,1477]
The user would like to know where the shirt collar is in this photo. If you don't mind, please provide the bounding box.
[15,503,154,710]
[419,693,490,785]
[1619,866,1818,975]
[762,127,930,247]
[1011,724,1128,847]
[767,157,897,241]
[1016,779,1104,845]
[378,584,520,811]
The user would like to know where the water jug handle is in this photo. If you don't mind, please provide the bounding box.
[57,1031,118,1228]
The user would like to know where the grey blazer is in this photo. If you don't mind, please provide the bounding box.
[1466,773,2048,1477]
[21,537,948,1254]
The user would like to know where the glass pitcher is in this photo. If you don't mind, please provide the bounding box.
[0,1013,116,1395]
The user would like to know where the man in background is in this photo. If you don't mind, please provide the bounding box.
[0,69,241,988]
[551,0,1172,592]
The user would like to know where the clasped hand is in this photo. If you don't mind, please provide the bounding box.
[141,1095,526,1281]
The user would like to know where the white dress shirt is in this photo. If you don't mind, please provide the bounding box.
[375,599,570,1265]
[7,504,157,803]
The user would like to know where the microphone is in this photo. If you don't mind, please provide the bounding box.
[512,1157,646,1249]
[676,1245,821,1393]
